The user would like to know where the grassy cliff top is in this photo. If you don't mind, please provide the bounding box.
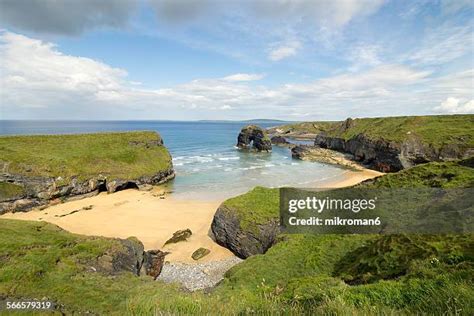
[222,186,279,231]
[363,158,474,188]
[267,121,335,135]
[269,114,473,148]
[325,114,474,147]
[0,131,173,181]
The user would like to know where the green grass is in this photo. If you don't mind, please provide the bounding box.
[0,131,173,183]
[364,158,474,188]
[222,186,279,231]
[0,182,25,201]
[3,218,470,314]
[325,115,474,148]
[268,121,336,134]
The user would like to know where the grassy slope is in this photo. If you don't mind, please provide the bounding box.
[0,131,173,182]
[269,115,474,149]
[325,115,474,148]
[3,219,471,315]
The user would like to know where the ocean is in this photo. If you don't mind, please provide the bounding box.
[0,120,347,200]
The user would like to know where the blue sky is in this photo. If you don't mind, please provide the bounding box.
[0,0,473,120]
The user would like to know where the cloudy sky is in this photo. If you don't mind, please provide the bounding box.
[0,0,473,120]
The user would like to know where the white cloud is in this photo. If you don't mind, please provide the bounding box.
[268,41,301,61]
[434,97,474,114]
[406,24,473,65]
[222,73,265,81]
[1,31,467,121]
[347,44,382,71]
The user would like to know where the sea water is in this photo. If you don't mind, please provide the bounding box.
[0,120,347,200]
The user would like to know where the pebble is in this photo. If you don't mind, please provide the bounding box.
[157,256,243,291]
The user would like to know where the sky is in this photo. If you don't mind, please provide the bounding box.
[0,0,473,121]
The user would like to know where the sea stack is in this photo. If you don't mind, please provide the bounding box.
[236,125,272,152]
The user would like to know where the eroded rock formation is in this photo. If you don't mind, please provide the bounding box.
[237,125,272,152]
[211,204,279,258]
[314,118,473,172]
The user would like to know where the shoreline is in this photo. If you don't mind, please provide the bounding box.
[1,168,381,264]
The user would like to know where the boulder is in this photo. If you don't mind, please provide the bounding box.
[96,237,144,276]
[191,247,211,260]
[164,228,192,246]
[141,250,170,279]
[270,136,290,146]
[237,125,272,152]
[211,204,280,258]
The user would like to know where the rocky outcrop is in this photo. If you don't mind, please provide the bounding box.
[237,125,272,152]
[0,167,175,214]
[95,237,144,276]
[314,119,472,172]
[291,145,362,170]
[94,238,171,280]
[141,250,170,279]
[164,229,192,246]
[211,204,280,259]
[270,135,291,147]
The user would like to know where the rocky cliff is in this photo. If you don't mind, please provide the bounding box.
[314,116,473,172]
[212,204,279,258]
[237,125,272,152]
[0,131,175,213]
[211,187,280,258]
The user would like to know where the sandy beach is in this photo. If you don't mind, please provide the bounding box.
[323,168,384,188]
[1,169,382,264]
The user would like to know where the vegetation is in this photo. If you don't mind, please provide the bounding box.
[267,121,335,135]
[222,186,279,231]
[1,219,471,314]
[0,131,173,183]
[325,114,474,148]
[0,182,25,201]
[363,158,474,188]
[269,115,474,149]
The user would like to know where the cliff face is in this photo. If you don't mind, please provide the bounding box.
[314,117,473,172]
[315,133,471,172]
[0,132,175,213]
[212,204,279,258]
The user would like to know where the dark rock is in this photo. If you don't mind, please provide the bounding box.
[270,135,289,145]
[164,229,192,246]
[0,167,175,213]
[191,247,211,260]
[314,130,470,172]
[211,204,280,259]
[96,237,144,276]
[237,125,272,152]
[141,249,170,279]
